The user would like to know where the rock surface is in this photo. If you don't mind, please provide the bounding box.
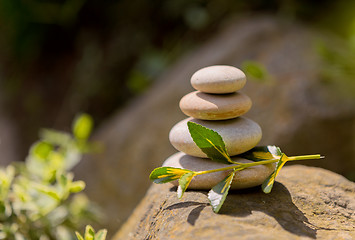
[114,165,355,240]
[162,152,276,189]
[169,117,262,157]
[179,91,252,120]
[74,16,355,234]
[191,65,246,93]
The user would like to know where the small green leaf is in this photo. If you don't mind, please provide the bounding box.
[262,153,288,193]
[59,174,69,188]
[70,181,86,193]
[57,173,74,199]
[39,129,72,146]
[208,170,236,213]
[187,121,233,164]
[95,229,108,240]
[240,145,282,162]
[75,232,84,240]
[149,167,193,184]
[84,225,95,240]
[73,113,93,141]
[177,172,195,199]
[31,141,53,160]
[33,184,61,201]
[242,61,270,82]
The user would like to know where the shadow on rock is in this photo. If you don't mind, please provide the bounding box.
[221,182,317,239]
[164,201,209,226]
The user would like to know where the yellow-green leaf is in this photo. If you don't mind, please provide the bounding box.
[187,121,233,164]
[207,169,236,213]
[31,141,53,160]
[70,181,86,193]
[75,232,84,240]
[33,183,61,201]
[73,113,93,141]
[95,229,108,240]
[177,172,195,199]
[239,145,282,162]
[262,153,288,193]
[149,167,193,184]
[84,225,95,240]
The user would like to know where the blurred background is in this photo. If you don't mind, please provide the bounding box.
[0,0,355,236]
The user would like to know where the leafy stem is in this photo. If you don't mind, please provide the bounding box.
[149,121,324,213]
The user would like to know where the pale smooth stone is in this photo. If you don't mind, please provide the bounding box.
[191,65,246,94]
[169,117,262,157]
[162,152,276,190]
[179,91,252,120]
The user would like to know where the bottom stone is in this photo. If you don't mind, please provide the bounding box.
[162,152,276,190]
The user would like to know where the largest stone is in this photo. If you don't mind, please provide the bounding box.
[169,117,262,157]
[114,165,355,240]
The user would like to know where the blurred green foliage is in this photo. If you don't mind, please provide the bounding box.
[315,4,355,101]
[75,225,107,240]
[317,40,355,100]
[242,61,272,83]
[0,114,102,240]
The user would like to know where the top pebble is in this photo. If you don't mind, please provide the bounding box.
[191,65,246,94]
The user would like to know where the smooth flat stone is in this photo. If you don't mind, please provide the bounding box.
[169,117,262,157]
[179,91,252,120]
[162,152,276,190]
[191,65,246,94]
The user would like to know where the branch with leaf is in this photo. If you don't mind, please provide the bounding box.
[150,122,323,213]
[76,225,107,240]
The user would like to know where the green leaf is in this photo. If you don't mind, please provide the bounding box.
[177,172,195,199]
[70,181,86,193]
[149,167,193,184]
[207,170,236,213]
[241,61,270,82]
[240,145,282,162]
[95,229,108,240]
[57,173,74,199]
[39,129,72,146]
[33,184,61,201]
[187,121,233,164]
[59,174,69,188]
[73,113,93,141]
[262,153,288,194]
[31,141,53,160]
[75,232,84,240]
[0,165,15,200]
[84,225,95,240]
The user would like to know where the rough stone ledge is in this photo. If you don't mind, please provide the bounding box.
[114,165,355,240]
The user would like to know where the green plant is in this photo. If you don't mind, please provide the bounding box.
[0,113,102,240]
[241,60,272,83]
[150,122,323,213]
[75,225,107,240]
[316,40,355,100]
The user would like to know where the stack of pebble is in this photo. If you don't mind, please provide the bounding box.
[163,65,275,190]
